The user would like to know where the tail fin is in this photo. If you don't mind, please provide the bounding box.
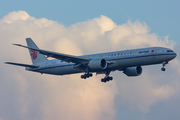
[26,38,48,64]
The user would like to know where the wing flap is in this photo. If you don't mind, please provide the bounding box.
[5,62,39,68]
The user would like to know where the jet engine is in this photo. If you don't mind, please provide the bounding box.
[123,66,142,76]
[88,59,107,71]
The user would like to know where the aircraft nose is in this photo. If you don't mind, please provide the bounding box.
[173,52,177,59]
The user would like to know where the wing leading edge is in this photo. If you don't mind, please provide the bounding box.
[13,44,90,64]
[5,62,39,68]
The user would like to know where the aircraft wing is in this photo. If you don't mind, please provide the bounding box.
[5,62,39,68]
[13,44,90,64]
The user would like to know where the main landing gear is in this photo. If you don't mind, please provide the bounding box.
[81,73,93,79]
[80,71,113,83]
[161,61,168,71]
[101,71,113,83]
[101,76,113,83]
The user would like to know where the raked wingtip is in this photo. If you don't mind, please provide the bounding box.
[12,43,22,46]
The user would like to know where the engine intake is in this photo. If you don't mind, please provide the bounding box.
[123,66,142,76]
[88,59,107,71]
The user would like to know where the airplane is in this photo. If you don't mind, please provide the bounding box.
[5,38,177,83]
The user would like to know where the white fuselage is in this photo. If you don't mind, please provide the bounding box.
[26,47,176,75]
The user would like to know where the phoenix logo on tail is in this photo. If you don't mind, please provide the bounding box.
[31,49,37,60]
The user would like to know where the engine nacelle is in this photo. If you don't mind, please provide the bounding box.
[123,66,142,76]
[88,59,107,71]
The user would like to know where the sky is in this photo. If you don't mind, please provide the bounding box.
[0,0,180,120]
[0,0,180,42]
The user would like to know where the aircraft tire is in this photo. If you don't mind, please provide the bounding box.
[101,79,106,83]
[109,77,113,80]
[89,73,93,77]
[81,75,86,79]
[161,68,166,71]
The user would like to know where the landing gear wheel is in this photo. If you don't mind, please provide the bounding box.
[109,77,113,80]
[161,61,168,72]
[81,73,93,79]
[81,75,84,79]
[101,79,106,83]
[81,75,86,79]
[86,74,89,78]
[161,68,166,71]
[101,76,113,83]
[89,73,93,77]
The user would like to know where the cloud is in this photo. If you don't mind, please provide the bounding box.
[0,11,180,120]
[0,11,30,24]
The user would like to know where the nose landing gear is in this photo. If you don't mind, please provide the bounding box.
[161,68,166,71]
[161,61,168,71]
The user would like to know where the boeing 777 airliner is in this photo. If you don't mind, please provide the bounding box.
[5,38,177,83]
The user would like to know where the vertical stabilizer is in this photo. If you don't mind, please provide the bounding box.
[26,38,48,64]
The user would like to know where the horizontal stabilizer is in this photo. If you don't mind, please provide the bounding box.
[5,62,39,68]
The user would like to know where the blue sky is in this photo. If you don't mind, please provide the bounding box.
[0,0,179,42]
[0,0,180,120]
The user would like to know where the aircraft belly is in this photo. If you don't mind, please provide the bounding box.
[108,55,167,69]
[131,55,166,66]
[38,65,81,75]
[57,66,81,75]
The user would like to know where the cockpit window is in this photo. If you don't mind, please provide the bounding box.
[167,50,173,52]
